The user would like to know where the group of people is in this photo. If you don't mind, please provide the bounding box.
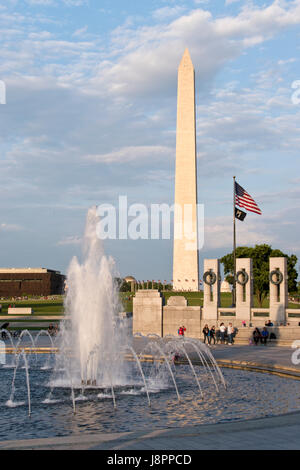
[48,324,59,336]
[202,323,237,346]
[176,319,279,348]
[252,327,270,345]
[177,323,238,345]
[0,323,19,339]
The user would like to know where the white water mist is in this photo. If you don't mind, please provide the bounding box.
[57,206,129,387]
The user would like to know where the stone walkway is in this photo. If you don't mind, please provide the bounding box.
[93,411,300,450]
[209,344,300,378]
[0,411,299,450]
[210,343,297,367]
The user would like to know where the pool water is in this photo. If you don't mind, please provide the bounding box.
[0,355,299,442]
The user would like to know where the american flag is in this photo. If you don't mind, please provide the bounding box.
[235,182,262,215]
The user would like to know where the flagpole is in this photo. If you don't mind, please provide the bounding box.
[233,176,236,307]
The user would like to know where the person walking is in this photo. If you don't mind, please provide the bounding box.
[202,324,209,344]
[209,326,216,345]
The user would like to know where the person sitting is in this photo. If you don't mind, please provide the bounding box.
[233,326,238,343]
[172,351,180,363]
[48,324,54,336]
[1,322,9,339]
[261,327,269,345]
[253,327,261,346]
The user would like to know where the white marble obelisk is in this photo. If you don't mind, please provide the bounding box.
[173,49,199,292]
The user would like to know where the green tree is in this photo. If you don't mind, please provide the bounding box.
[220,244,298,307]
[119,280,131,292]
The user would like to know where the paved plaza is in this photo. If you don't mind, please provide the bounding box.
[209,343,300,376]
[0,409,299,450]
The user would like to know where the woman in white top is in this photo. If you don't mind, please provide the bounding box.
[227,323,234,345]
[219,323,226,343]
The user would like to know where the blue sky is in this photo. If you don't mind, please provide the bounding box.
[0,0,300,281]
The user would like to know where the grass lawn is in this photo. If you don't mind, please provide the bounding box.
[120,293,134,313]
[1,292,299,316]
[0,300,64,315]
[7,326,55,331]
[120,291,300,311]
[163,291,203,306]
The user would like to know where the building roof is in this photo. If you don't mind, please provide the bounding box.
[0,268,61,274]
[124,276,136,282]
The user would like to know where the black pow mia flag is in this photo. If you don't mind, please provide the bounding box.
[235,207,247,221]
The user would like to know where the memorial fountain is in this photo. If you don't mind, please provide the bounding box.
[43,206,226,409]
[2,207,226,415]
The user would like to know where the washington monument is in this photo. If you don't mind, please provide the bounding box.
[173,49,199,291]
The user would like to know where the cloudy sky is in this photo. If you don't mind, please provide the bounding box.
[0,0,300,281]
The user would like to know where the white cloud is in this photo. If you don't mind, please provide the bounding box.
[57,236,82,246]
[204,218,274,250]
[26,0,55,6]
[63,0,87,5]
[278,58,297,65]
[85,146,173,164]
[225,0,241,5]
[26,0,55,5]
[203,207,299,252]
[72,25,88,37]
[2,1,300,101]
[80,1,300,101]
[152,6,186,20]
[26,0,88,5]
[0,223,23,232]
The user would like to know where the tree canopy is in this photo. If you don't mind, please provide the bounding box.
[220,244,298,307]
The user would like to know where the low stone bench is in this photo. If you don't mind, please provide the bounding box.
[7,308,32,315]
